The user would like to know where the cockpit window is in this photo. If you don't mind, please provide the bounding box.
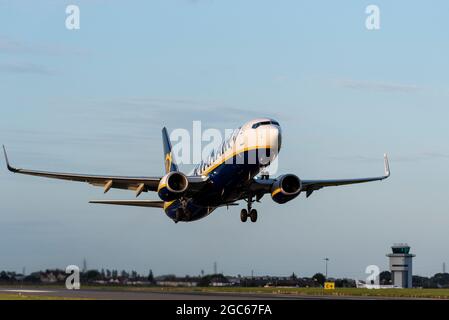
[252,120,280,129]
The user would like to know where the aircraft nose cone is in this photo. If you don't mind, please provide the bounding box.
[269,126,281,153]
[277,129,282,151]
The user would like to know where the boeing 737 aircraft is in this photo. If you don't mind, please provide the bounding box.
[3,118,390,223]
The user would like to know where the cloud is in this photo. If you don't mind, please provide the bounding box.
[0,36,24,53]
[0,62,54,75]
[420,152,449,159]
[330,152,449,163]
[336,79,421,93]
[0,35,89,56]
[1,96,282,167]
[328,154,381,163]
[388,152,449,162]
[185,0,211,3]
[0,36,78,76]
[50,97,282,128]
[0,35,88,76]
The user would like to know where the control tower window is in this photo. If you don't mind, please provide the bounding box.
[392,247,410,254]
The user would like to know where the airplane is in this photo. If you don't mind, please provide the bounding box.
[3,118,390,223]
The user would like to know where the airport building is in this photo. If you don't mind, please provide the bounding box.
[386,244,415,288]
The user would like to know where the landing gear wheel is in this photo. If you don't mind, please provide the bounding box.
[240,209,248,222]
[250,209,258,223]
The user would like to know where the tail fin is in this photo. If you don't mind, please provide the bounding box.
[162,127,178,173]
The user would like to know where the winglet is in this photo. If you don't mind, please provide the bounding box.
[2,145,18,173]
[383,153,390,178]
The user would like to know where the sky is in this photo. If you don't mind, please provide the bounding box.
[1,0,449,280]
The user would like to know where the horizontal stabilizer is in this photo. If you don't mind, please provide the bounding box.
[89,200,164,208]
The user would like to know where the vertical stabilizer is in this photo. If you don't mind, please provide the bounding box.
[162,127,179,173]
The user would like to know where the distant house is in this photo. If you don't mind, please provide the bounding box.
[108,278,120,284]
[155,275,200,287]
[40,273,57,283]
[226,277,241,286]
[156,280,199,287]
[39,270,66,283]
[13,274,25,282]
[210,281,231,287]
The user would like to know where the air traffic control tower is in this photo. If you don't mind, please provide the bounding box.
[386,244,415,288]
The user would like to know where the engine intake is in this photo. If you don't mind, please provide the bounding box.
[271,174,301,204]
[158,172,188,201]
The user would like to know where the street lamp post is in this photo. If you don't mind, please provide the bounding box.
[324,258,329,280]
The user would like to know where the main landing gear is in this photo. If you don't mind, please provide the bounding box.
[174,201,191,223]
[240,196,258,223]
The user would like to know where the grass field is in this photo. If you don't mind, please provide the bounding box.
[0,293,81,300]
[53,285,449,299]
[1,285,449,299]
[118,286,449,299]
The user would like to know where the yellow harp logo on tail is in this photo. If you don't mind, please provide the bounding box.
[165,153,172,173]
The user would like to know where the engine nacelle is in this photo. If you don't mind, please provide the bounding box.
[158,172,189,201]
[271,174,302,204]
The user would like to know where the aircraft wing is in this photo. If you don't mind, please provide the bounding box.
[3,146,161,194]
[250,154,390,198]
[89,200,164,208]
[300,154,390,197]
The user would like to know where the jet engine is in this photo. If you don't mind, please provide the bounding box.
[158,171,189,201]
[271,174,302,204]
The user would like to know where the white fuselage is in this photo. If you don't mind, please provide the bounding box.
[193,118,282,176]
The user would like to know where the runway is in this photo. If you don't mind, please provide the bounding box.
[0,287,434,300]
